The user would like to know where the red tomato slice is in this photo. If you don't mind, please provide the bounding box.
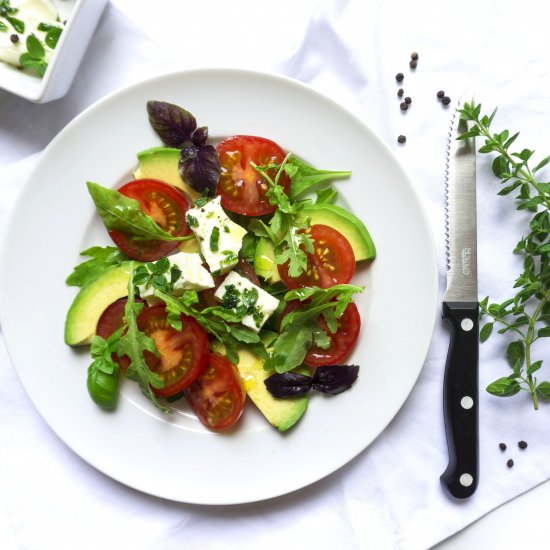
[109,179,192,262]
[280,301,361,367]
[137,304,210,397]
[278,224,356,289]
[185,353,246,431]
[216,135,290,216]
[96,297,145,369]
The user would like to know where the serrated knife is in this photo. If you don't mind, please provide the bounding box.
[440,100,479,499]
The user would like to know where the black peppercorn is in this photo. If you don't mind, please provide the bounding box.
[411,52,419,60]
[397,88,404,97]
[409,60,417,69]
[518,440,528,450]
[499,443,507,451]
[395,72,404,83]
[397,135,406,144]
[437,90,445,99]
[10,34,19,44]
[404,96,412,104]
[399,102,408,111]
[442,96,451,106]
[507,459,514,468]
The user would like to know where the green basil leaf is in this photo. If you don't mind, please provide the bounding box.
[486,377,521,397]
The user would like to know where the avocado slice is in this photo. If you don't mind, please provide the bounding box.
[237,348,308,432]
[134,147,202,201]
[253,237,281,283]
[64,265,131,346]
[298,203,376,261]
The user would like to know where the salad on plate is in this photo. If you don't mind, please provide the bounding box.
[64,100,376,433]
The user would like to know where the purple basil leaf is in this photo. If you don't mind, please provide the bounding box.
[311,365,359,395]
[147,101,197,148]
[179,144,221,196]
[264,372,312,398]
[192,126,209,147]
[179,142,198,163]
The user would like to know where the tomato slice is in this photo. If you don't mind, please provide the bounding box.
[96,297,145,369]
[185,353,246,431]
[278,224,356,289]
[109,179,192,262]
[137,304,210,397]
[216,135,290,216]
[280,301,361,367]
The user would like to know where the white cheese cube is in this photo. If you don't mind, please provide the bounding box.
[214,271,280,332]
[186,196,246,275]
[137,252,215,301]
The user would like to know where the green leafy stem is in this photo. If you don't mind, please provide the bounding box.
[459,101,550,409]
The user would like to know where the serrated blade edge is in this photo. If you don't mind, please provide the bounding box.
[443,100,478,303]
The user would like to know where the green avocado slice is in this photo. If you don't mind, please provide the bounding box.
[64,264,131,346]
[134,146,202,201]
[298,203,376,261]
[237,348,308,432]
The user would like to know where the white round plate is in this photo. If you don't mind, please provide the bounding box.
[0,69,438,504]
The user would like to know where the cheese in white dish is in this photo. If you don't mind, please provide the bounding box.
[214,271,280,333]
[137,252,215,302]
[0,0,62,73]
[186,196,247,275]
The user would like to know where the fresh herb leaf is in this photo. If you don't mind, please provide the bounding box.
[266,284,364,374]
[19,53,47,77]
[116,266,168,412]
[178,143,220,196]
[264,365,359,398]
[87,182,193,243]
[210,225,220,252]
[86,330,123,409]
[7,15,24,34]
[154,289,263,364]
[66,246,130,287]
[284,156,351,199]
[463,101,550,410]
[45,26,62,49]
[146,100,197,148]
[0,21,7,31]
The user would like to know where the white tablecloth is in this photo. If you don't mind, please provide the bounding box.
[1,1,550,549]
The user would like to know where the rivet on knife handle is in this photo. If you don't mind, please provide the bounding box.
[440,301,479,499]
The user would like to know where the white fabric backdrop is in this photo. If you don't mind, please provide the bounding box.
[1,1,550,548]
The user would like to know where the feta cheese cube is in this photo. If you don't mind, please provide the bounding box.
[137,252,215,301]
[186,196,247,275]
[214,271,280,332]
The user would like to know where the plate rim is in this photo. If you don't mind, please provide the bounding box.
[0,67,439,504]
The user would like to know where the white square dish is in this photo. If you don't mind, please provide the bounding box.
[0,0,108,103]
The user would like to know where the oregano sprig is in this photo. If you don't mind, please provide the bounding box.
[459,101,550,409]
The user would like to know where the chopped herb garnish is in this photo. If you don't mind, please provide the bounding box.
[210,226,220,252]
[133,256,181,295]
[6,15,23,33]
[186,214,198,227]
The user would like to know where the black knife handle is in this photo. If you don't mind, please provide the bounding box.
[440,301,479,499]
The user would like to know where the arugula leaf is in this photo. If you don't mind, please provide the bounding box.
[87,182,193,243]
[116,266,168,413]
[66,246,130,287]
[284,157,351,199]
[154,289,262,365]
[251,157,314,277]
[265,284,364,374]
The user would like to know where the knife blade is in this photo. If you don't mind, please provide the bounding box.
[440,99,479,499]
